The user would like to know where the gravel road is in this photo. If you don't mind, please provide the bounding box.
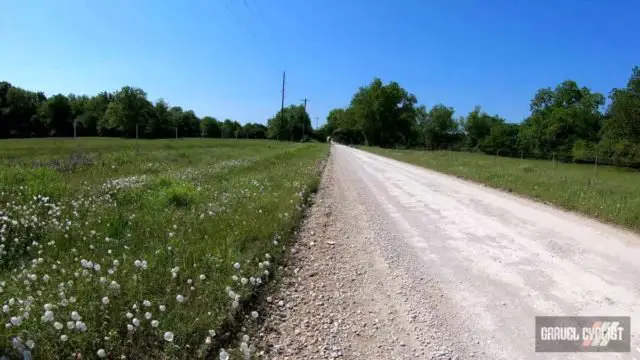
[257,144,640,359]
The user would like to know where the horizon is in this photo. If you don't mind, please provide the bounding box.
[1,0,639,125]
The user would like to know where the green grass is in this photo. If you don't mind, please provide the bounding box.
[0,138,328,359]
[361,147,640,231]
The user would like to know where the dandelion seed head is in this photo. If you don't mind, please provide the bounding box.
[164,331,174,342]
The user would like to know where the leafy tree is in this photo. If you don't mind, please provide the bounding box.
[221,119,235,138]
[267,105,312,141]
[43,94,73,136]
[479,122,519,155]
[200,116,221,138]
[146,99,170,138]
[101,86,154,137]
[600,66,640,163]
[242,122,267,139]
[349,78,417,146]
[182,110,200,137]
[420,104,460,149]
[462,106,502,149]
[519,80,604,155]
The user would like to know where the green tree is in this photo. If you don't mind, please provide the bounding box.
[221,119,235,138]
[349,78,417,146]
[600,66,640,163]
[462,106,503,149]
[242,122,267,139]
[146,99,170,137]
[43,94,73,136]
[101,86,154,137]
[200,116,221,138]
[519,80,604,155]
[267,105,312,141]
[420,104,460,149]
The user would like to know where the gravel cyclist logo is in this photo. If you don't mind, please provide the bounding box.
[535,316,630,352]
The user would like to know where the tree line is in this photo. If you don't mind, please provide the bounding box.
[318,66,640,165]
[0,82,268,139]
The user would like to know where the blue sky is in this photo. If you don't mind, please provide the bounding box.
[1,0,638,126]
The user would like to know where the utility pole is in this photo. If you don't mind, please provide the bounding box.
[175,127,178,139]
[314,116,319,131]
[300,98,310,141]
[279,71,286,142]
[73,120,77,139]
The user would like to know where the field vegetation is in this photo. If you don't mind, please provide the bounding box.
[0,138,327,359]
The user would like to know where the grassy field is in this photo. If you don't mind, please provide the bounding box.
[362,147,640,231]
[0,138,328,359]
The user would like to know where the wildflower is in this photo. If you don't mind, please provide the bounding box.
[219,349,230,360]
[241,277,248,285]
[127,324,134,331]
[205,336,212,345]
[2,305,8,312]
[53,322,63,330]
[233,262,241,270]
[75,321,87,331]
[159,305,166,312]
[134,260,142,268]
[209,329,216,337]
[142,300,151,307]
[44,303,53,311]
[70,311,80,320]
[60,334,68,342]
[109,281,120,291]
[97,349,106,358]
[132,318,140,327]
[187,279,193,285]
[42,311,54,322]
[164,331,174,342]
[125,312,133,319]
[66,321,75,329]
[151,320,159,327]
[251,311,259,319]
[144,312,152,319]
[10,316,22,326]
[176,295,185,303]
[199,274,206,280]
[26,339,35,349]
[101,297,109,305]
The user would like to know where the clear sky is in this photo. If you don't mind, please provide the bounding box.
[1,0,638,126]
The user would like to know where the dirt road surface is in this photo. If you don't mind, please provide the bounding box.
[257,144,640,359]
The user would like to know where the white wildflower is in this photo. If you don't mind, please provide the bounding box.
[164,331,174,342]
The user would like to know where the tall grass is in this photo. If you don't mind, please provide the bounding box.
[362,147,640,231]
[0,138,328,359]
